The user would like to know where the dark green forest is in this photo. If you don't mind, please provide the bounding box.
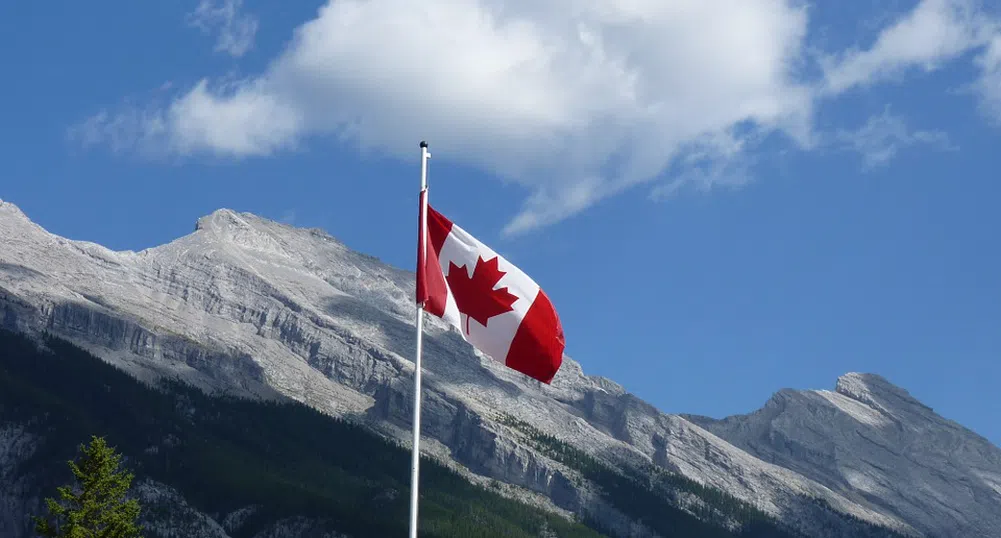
[0,329,907,537]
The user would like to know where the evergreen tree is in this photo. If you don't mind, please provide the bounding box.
[33,435,144,538]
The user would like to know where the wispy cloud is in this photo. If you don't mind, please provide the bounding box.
[649,129,758,201]
[835,107,956,170]
[820,0,997,95]
[973,36,1001,123]
[73,0,1001,234]
[67,107,167,157]
[187,0,258,58]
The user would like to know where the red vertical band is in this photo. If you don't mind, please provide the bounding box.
[418,200,453,318]
[416,190,429,305]
[426,205,452,256]
[505,290,565,384]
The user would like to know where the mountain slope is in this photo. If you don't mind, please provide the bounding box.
[687,373,1001,537]
[2,198,997,537]
[0,329,608,538]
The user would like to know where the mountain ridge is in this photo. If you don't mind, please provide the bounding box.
[2,197,999,537]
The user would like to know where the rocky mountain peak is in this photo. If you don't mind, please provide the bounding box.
[194,208,254,233]
[0,198,29,221]
[833,371,933,418]
[191,207,344,254]
[189,208,304,261]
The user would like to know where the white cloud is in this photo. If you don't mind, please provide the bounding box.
[974,36,1001,122]
[649,128,758,201]
[835,107,955,170]
[188,0,258,57]
[80,0,815,234]
[77,0,1001,234]
[67,107,167,156]
[821,0,997,95]
[165,79,305,156]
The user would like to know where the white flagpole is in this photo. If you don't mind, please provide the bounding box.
[409,140,431,538]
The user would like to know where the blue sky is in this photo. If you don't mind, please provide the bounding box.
[1,0,999,445]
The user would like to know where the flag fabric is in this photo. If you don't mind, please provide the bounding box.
[416,192,565,384]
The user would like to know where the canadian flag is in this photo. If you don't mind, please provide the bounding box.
[416,192,565,384]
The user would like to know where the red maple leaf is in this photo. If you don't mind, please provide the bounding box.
[446,255,519,334]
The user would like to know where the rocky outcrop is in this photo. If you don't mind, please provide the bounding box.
[134,479,232,538]
[2,199,999,537]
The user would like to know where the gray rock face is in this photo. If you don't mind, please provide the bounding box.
[133,479,232,538]
[2,198,999,537]
[689,373,1001,538]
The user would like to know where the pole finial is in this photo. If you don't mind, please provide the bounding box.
[419,140,428,149]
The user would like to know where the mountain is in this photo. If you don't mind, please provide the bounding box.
[0,329,609,538]
[1,198,998,537]
[687,374,1001,537]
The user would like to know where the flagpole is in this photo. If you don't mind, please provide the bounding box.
[409,140,431,538]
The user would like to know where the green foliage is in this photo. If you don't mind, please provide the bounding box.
[32,435,143,538]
